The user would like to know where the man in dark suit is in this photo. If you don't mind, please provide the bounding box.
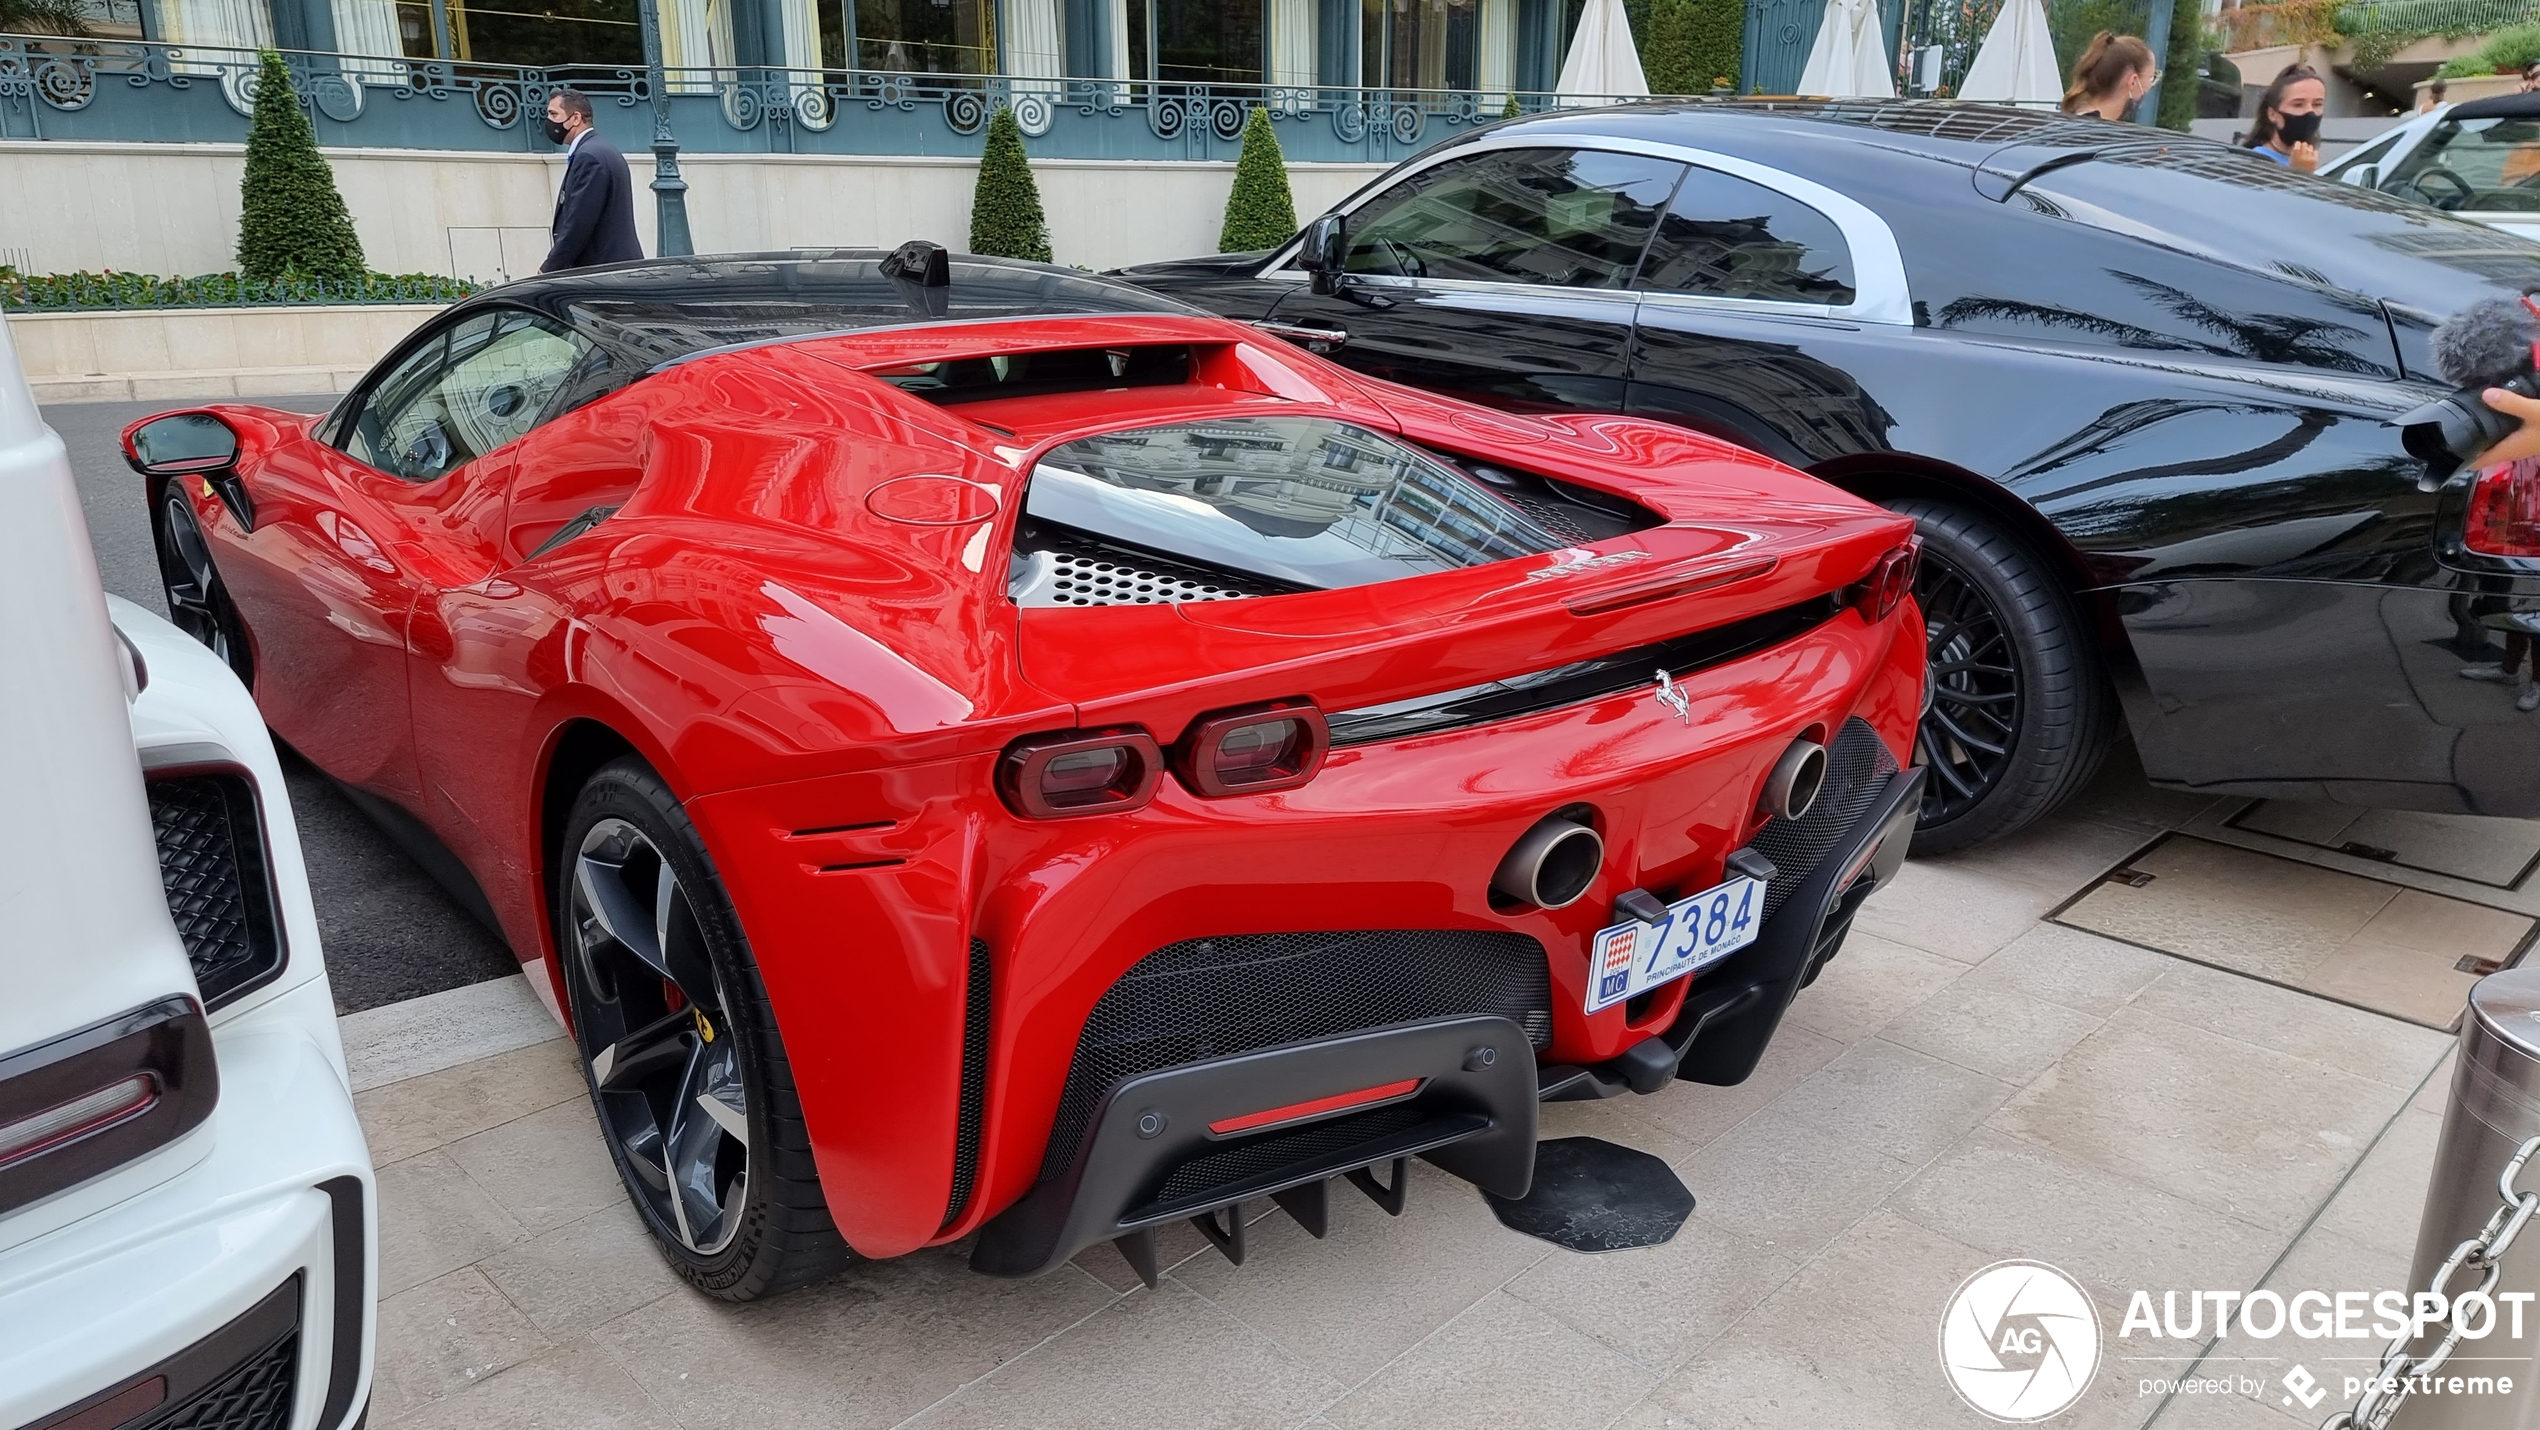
[539,88,644,273]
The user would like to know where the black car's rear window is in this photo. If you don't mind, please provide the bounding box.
[1021,416,1610,592]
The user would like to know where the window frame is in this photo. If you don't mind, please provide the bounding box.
[328,303,592,482]
[1261,135,1912,326]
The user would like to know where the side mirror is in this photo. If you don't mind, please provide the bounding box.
[1299,214,1346,296]
[124,412,254,531]
[125,412,240,477]
[2350,163,2380,188]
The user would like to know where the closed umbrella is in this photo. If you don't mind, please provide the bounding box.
[1554,0,1651,105]
[1796,0,1896,99]
[1957,0,2061,104]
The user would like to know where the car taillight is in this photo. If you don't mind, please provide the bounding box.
[996,728,1164,819]
[0,997,217,1216]
[2468,464,2540,557]
[0,1074,158,1169]
[1855,537,1922,621]
[1174,700,1329,797]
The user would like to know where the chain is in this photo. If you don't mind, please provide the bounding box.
[2319,1135,2540,1430]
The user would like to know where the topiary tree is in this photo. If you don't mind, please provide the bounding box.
[1219,108,1298,253]
[969,104,1052,263]
[236,51,365,281]
[1646,0,1741,95]
[2155,0,2202,130]
[1503,91,1522,117]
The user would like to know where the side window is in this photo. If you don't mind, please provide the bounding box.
[1339,147,1684,290]
[342,310,591,482]
[1635,166,1858,306]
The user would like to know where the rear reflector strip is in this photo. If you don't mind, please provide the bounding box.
[1208,1078,1423,1136]
[0,1074,157,1170]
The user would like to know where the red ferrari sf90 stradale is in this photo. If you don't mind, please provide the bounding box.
[125,246,1925,1299]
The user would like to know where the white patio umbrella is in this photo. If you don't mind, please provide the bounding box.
[1554,0,1651,106]
[1956,0,2062,104]
[1795,0,1896,99]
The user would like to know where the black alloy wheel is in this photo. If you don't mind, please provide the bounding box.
[154,484,254,687]
[558,758,848,1300]
[1886,498,2114,854]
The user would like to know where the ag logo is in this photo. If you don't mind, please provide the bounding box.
[1938,1260,2101,1423]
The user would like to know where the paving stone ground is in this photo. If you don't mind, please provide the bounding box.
[349,752,2462,1430]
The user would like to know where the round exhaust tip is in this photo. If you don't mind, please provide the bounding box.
[1493,817,1605,910]
[1761,739,1828,823]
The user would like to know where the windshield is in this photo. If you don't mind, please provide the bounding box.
[2381,116,2540,214]
[1022,416,1575,591]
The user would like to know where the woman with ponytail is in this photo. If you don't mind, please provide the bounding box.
[2060,32,2157,121]
[2242,63,2328,171]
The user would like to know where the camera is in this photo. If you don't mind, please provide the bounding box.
[2399,372,2540,486]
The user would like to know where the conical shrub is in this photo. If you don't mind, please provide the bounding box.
[1218,108,1298,254]
[969,106,1052,263]
[236,50,365,281]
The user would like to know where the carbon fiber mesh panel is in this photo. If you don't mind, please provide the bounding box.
[1039,930,1552,1182]
[1747,717,1899,924]
[148,773,281,1009]
[943,939,993,1228]
[157,1328,298,1430]
[1150,1103,1430,1205]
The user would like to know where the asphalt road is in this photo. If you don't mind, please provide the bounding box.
[48,395,521,1013]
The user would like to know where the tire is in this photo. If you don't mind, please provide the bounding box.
[556,757,849,1300]
[1885,498,2114,854]
[154,482,255,688]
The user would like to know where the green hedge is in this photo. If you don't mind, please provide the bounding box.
[2439,18,2540,71]
[1,269,482,312]
[969,105,1053,263]
[1220,108,1299,253]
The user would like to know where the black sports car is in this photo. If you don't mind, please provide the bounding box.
[1119,101,2540,850]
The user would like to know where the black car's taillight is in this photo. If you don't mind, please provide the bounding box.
[2468,464,2540,557]
[1173,700,1329,797]
[0,997,217,1215]
[1854,537,1922,622]
[996,728,1165,819]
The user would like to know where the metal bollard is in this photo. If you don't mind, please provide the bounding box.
[2330,969,2540,1429]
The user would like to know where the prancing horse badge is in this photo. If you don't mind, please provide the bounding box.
[1653,669,1691,725]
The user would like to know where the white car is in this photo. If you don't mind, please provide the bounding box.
[0,314,375,1427]
[2322,94,2540,241]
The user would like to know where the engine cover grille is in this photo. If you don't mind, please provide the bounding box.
[1039,930,1552,1182]
[1747,716,1899,924]
[148,771,284,1010]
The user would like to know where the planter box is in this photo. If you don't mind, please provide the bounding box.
[5,302,446,402]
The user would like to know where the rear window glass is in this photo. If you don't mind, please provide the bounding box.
[1022,416,1585,591]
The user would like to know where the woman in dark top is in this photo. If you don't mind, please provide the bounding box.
[2060,32,2157,122]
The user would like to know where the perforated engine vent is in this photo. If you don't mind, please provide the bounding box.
[1008,519,1300,608]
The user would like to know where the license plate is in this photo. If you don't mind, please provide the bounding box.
[1585,875,1767,1014]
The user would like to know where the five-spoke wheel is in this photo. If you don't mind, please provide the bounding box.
[558,758,848,1299]
[154,484,253,686]
[569,816,752,1256]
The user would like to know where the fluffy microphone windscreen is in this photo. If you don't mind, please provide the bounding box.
[2433,296,2540,388]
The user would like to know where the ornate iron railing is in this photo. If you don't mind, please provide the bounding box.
[0,35,1668,163]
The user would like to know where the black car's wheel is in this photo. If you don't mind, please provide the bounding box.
[1885,498,2114,853]
[154,483,254,687]
[558,757,848,1300]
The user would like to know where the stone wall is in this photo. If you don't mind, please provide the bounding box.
[0,142,1393,280]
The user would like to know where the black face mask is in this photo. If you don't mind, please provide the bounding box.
[2277,110,2322,146]
[544,117,572,145]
